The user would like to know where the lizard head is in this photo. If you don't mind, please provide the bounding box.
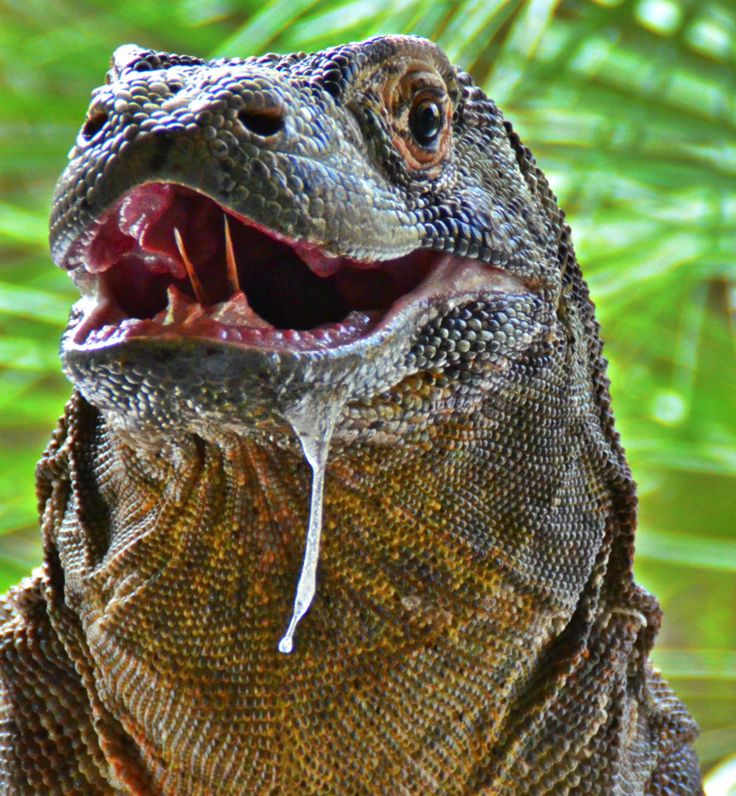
[50,34,558,443]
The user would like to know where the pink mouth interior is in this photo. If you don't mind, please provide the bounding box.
[81,183,433,334]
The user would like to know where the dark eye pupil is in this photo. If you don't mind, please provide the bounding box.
[410,100,442,147]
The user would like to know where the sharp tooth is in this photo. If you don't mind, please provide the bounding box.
[164,285,196,324]
[181,303,207,327]
[211,291,273,329]
[73,297,121,345]
[173,227,208,305]
[223,215,241,294]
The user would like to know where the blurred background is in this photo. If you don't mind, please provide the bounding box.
[0,0,733,788]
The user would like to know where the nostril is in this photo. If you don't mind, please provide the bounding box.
[81,110,108,141]
[237,108,284,137]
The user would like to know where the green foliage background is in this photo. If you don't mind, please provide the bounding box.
[0,0,734,785]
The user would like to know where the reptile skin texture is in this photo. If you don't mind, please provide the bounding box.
[0,36,702,794]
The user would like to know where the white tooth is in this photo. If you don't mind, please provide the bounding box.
[223,215,241,294]
[173,226,207,305]
[74,297,116,345]
[181,303,206,326]
[211,291,273,329]
[164,285,196,324]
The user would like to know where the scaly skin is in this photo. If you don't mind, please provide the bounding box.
[0,36,701,794]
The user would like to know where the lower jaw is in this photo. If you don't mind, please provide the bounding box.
[73,300,383,353]
[60,289,441,448]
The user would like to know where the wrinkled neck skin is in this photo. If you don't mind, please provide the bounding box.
[40,388,633,794]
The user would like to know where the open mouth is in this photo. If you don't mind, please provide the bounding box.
[63,182,513,352]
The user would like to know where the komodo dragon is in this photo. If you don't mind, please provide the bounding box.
[0,35,702,794]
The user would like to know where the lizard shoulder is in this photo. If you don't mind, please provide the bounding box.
[0,574,113,794]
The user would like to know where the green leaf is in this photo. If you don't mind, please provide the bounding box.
[0,204,49,246]
[0,281,71,324]
[0,337,60,372]
[652,650,736,682]
[637,529,736,572]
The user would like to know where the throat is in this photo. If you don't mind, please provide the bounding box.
[47,404,571,792]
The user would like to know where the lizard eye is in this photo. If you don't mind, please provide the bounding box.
[409,99,443,148]
[382,68,452,172]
